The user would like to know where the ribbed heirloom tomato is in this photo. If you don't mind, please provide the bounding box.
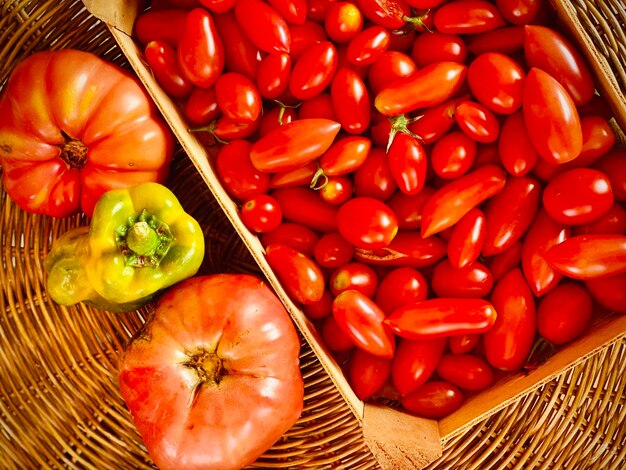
[0,50,174,218]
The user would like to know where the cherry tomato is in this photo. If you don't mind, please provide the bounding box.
[421,164,507,237]
[537,282,593,345]
[524,25,595,106]
[375,267,429,314]
[302,289,334,319]
[431,259,494,299]
[299,93,337,120]
[313,232,354,268]
[487,240,523,283]
[484,268,536,371]
[145,40,193,98]
[354,231,447,268]
[575,202,626,236]
[289,41,338,100]
[260,222,320,256]
[544,234,626,280]
[288,20,328,60]
[447,208,486,269]
[324,2,364,43]
[496,0,543,25]
[322,314,356,353]
[375,62,468,116]
[269,161,319,188]
[234,0,291,53]
[448,334,480,354]
[213,11,261,78]
[184,86,220,126]
[411,31,467,68]
[542,168,613,225]
[594,149,626,202]
[387,187,437,230]
[386,298,498,339]
[408,96,468,144]
[201,0,238,13]
[433,0,506,34]
[255,52,292,100]
[521,208,570,297]
[319,136,372,176]
[367,51,417,96]
[318,175,354,204]
[271,187,340,232]
[250,119,341,172]
[215,72,262,123]
[177,8,225,88]
[259,105,298,137]
[265,243,326,304]
[348,349,392,400]
[430,130,478,180]
[268,0,308,25]
[391,338,447,396]
[465,26,525,55]
[331,67,371,134]
[353,148,398,200]
[467,52,525,115]
[482,175,542,256]
[337,197,399,249]
[585,273,626,314]
[436,353,494,391]
[135,8,188,46]
[215,140,270,201]
[240,194,283,233]
[387,133,428,195]
[332,290,396,358]
[454,101,501,144]
[330,262,379,297]
[523,68,583,164]
[498,110,539,176]
[401,381,464,419]
[346,25,390,65]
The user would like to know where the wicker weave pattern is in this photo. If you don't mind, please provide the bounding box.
[572,0,626,93]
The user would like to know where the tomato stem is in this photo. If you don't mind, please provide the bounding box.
[386,114,424,151]
[309,166,329,190]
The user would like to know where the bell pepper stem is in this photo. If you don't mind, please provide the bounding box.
[116,209,174,267]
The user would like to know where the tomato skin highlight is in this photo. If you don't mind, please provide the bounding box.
[433,0,506,35]
[348,349,392,400]
[235,0,291,53]
[375,62,468,116]
[332,290,397,358]
[145,40,193,98]
[543,234,626,280]
[447,208,486,268]
[420,164,507,238]
[385,298,498,340]
[484,268,536,371]
[387,133,428,195]
[354,231,447,268]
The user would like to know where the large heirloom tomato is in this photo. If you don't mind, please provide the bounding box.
[0,50,173,218]
[119,274,304,470]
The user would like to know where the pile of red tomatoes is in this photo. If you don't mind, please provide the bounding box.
[135,0,626,419]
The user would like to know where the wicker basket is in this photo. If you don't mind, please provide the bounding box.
[1,0,625,469]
